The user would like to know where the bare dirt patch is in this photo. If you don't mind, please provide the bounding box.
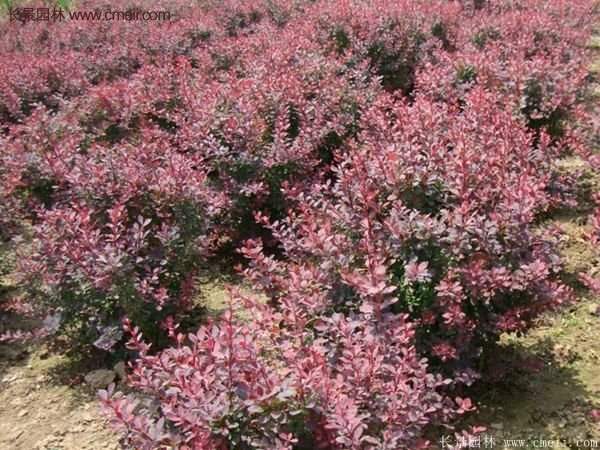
[0,344,120,450]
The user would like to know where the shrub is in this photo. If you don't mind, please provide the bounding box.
[241,88,573,372]
[415,0,594,146]
[100,304,468,449]
[3,104,226,352]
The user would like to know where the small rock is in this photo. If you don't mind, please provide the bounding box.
[18,409,28,417]
[11,430,24,441]
[588,304,600,317]
[10,398,25,407]
[79,411,94,424]
[113,361,127,381]
[1,374,18,383]
[84,369,115,389]
[491,422,504,430]
[553,344,564,354]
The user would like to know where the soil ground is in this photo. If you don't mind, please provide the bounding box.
[0,344,120,450]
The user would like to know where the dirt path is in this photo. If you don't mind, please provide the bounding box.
[0,343,120,450]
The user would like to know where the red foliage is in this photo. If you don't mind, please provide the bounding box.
[100,302,462,449]
[0,0,597,447]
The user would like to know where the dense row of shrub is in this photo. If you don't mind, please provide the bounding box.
[0,0,598,448]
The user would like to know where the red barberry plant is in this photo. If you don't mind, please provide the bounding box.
[578,191,600,295]
[415,0,595,146]
[2,102,228,350]
[242,87,574,373]
[99,299,466,449]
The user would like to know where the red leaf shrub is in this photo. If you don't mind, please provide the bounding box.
[2,101,228,349]
[242,87,573,370]
[579,192,600,295]
[3,0,473,348]
[100,303,463,449]
[415,0,594,151]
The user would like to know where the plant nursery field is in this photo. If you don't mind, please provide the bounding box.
[1,0,600,449]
